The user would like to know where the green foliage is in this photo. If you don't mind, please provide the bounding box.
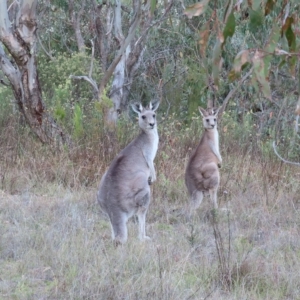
[0,87,14,124]
[38,51,101,135]
[51,0,68,10]
[150,0,157,15]
[252,51,272,100]
[73,104,84,139]
[54,102,66,123]
[263,24,280,76]
[249,9,264,33]
[39,52,100,96]
[100,89,114,110]
[53,85,69,123]
[223,11,236,43]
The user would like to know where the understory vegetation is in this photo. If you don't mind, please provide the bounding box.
[1,106,300,299]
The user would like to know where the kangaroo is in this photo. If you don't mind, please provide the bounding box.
[97,101,160,244]
[185,107,222,212]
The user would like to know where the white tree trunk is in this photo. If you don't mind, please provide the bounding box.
[0,0,71,146]
[97,0,173,120]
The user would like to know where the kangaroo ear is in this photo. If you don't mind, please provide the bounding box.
[131,103,143,114]
[213,107,220,116]
[198,106,207,117]
[149,101,160,111]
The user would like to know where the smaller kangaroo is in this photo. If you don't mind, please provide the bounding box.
[185,107,222,212]
[97,101,159,244]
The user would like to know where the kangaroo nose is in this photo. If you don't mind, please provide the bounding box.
[149,123,155,128]
[211,124,215,128]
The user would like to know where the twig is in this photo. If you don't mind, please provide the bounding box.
[134,0,174,48]
[272,141,300,166]
[218,67,253,118]
[38,35,54,60]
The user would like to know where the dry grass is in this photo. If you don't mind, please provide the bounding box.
[1,117,300,300]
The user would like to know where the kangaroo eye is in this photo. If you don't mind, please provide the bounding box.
[142,116,146,120]
[214,118,216,121]
[206,119,209,122]
[153,115,156,118]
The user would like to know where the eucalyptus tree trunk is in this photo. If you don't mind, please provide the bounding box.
[0,0,70,146]
[94,0,174,123]
[68,0,86,53]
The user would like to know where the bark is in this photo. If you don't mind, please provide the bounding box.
[92,0,112,72]
[0,0,71,147]
[106,0,131,123]
[97,0,174,120]
[68,0,86,53]
[97,0,142,99]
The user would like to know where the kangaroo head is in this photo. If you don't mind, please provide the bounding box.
[132,101,160,131]
[199,107,219,130]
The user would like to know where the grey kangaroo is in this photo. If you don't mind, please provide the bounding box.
[185,107,222,212]
[97,101,160,244]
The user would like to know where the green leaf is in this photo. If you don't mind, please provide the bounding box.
[287,56,297,77]
[252,50,272,100]
[223,11,236,43]
[251,0,261,11]
[230,50,250,77]
[282,17,297,76]
[251,72,259,93]
[223,0,234,23]
[229,50,250,81]
[285,18,296,51]
[54,105,66,122]
[249,9,264,33]
[73,104,84,138]
[263,23,280,76]
[150,0,157,15]
[212,39,222,88]
[184,0,210,19]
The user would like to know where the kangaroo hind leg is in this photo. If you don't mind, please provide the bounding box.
[109,212,128,245]
[136,191,151,241]
[191,190,204,210]
[185,190,203,220]
[209,188,218,209]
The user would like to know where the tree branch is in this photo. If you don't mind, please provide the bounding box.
[69,75,98,96]
[218,67,253,118]
[97,1,142,99]
[134,0,174,49]
[37,35,54,60]
[272,141,300,166]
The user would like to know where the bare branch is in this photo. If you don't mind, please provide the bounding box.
[134,0,174,48]
[37,35,54,60]
[69,75,98,96]
[272,141,300,166]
